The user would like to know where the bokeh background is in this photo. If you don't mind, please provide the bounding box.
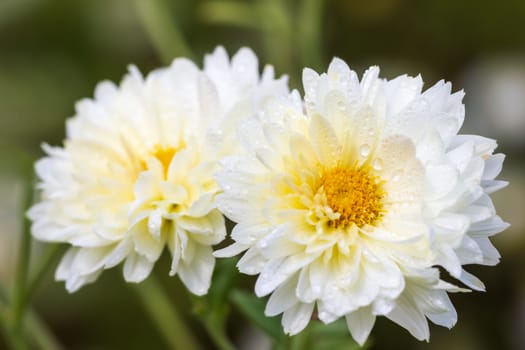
[1,0,525,349]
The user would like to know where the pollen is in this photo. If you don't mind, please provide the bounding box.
[320,166,384,228]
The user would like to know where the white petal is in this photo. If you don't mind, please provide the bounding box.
[147,208,163,239]
[134,171,161,200]
[104,239,133,268]
[197,73,220,124]
[456,235,483,265]
[70,245,114,276]
[186,192,216,217]
[131,220,165,262]
[469,216,509,237]
[258,225,303,260]
[345,306,376,346]
[302,68,320,113]
[425,294,457,329]
[458,269,485,291]
[254,254,314,297]
[65,270,103,293]
[177,244,215,295]
[123,252,154,283]
[475,237,501,265]
[231,47,258,86]
[296,265,320,303]
[281,302,315,335]
[482,154,505,180]
[256,147,284,171]
[237,246,267,275]
[168,226,181,276]
[179,210,226,245]
[55,247,79,281]
[481,180,508,194]
[386,295,429,341]
[360,66,381,106]
[424,162,458,200]
[213,242,249,258]
[166,149,193,183]
[308,113,339,167]
[384,74,423,116]
[265,276,299,317]
[447,140,474,172]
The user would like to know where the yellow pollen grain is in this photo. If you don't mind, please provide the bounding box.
[320,166,384,228]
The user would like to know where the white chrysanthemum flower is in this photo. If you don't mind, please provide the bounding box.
[28,47,288,294]
[215,59,508,344]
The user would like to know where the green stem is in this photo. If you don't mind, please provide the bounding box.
[190,258,237,350]
[297,0,325,70]
[289,325,311,350]
[25,307,63,350]
[23,244,62,306]
[258,0,294,77]
[11,178,35,349]
[1,282,63,350]
[133,0,194,64]
[0,308,25,350]
[134,275,202,350]
[201,316,235,350]
[198,1,259,29]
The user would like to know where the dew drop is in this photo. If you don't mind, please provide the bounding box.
[391,169,403,182]
[359,144,371,157]
[372,158,383,171]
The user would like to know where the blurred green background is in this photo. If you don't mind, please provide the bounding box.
[1,0,525,349]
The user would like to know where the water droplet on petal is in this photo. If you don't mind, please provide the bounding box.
[372,158,383,171]
[391,170,403,182]
[359,144,371,157]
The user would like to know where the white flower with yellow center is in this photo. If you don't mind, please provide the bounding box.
[215,59,508,343]
[28,47,288,294]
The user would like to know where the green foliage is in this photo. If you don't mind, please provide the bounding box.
[231,289,285,341]
[230,288,364,349]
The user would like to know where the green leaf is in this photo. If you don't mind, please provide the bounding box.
[230,289,284,341]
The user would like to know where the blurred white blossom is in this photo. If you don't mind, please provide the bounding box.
[28,47,289,294]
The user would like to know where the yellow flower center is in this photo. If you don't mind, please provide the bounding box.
[320,166,384,228]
